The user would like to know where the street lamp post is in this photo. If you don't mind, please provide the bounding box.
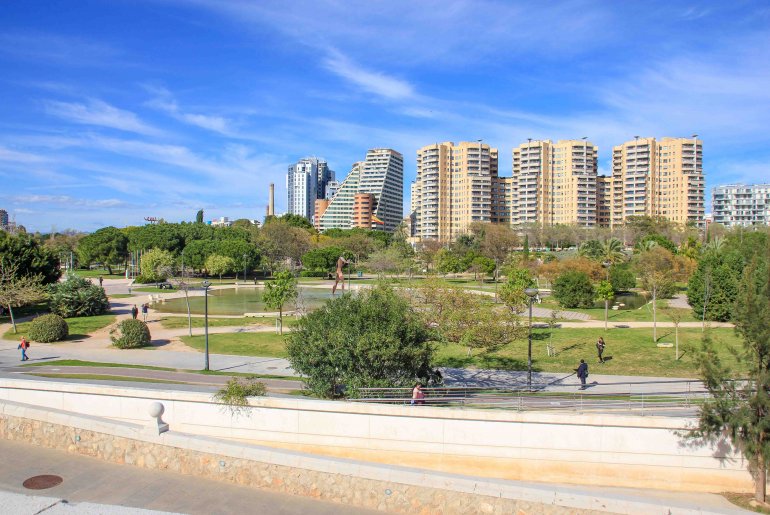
[243,253,248,284]
[524,287,539,390]
[202,280,211,371]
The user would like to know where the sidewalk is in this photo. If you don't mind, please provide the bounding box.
[0,439,376,515]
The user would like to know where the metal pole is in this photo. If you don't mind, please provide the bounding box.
[528,297,533,390]
[203,281,210,371]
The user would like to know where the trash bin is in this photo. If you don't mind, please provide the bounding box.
[357,271,363,278]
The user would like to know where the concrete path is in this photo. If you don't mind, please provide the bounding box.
[0,439,376,515]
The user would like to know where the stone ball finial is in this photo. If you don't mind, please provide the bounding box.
[148,402,164,418]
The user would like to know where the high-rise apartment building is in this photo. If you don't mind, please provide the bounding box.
[286,157,335,222]
[510,139,598,227]
[712,184,770,227]
[0,209,8,230]
[609,136,704,228]
[412,141,498,242]
[316,148,403,232]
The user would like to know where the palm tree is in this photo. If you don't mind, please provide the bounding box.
[704,236,725,255]
[634,239,657,254]
[599,238,625,280]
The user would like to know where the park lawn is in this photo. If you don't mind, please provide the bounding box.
[73,270,125,279]
[180,332,288,357]
[109,294,136,299]
[538,297,699,323]
[21,359,174,371]
[159,316,298,330]
[2,314,117,341]
[433,326,744,378]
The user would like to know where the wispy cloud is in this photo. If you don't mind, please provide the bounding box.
[144,86,231,133]
[0,146,48,163]
[323,50,415,100]
[0,32,120,66]
[44,99,163,136]
[4,194,132,209]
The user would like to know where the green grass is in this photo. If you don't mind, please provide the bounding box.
[433,326,743,378]
[29,373,186,384]
[108,294,136,299]
[538,297,699,323]
[180,331,289,357]
[159,315,298,330]
[132,286,180,293]
[2,314,117,341]
[72,270,125,279]
[21,359,174,371]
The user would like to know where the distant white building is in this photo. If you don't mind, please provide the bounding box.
[712,184,770,227]
[286,157,335,222]
[316,148,404,232]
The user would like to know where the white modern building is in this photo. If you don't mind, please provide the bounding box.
[316,148,404,232]
[286,157,335,222]
[712,184,770,227]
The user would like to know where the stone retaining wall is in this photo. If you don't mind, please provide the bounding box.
[0,401,608,515]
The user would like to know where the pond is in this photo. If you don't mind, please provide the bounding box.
[152,286,336,316]
[594,292,648,310]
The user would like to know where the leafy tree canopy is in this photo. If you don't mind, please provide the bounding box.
[286,286,434,398]
[0,231,61,284]
[552,270,595,309]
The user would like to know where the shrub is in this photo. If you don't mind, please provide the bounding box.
[110,319,151,349]
[286,285,434,399]
[552,271,595,308]
[609,264,636,292]
[49,275,109,318]
[28,313,69,342]
[299,270,328,277]
[213,376,267,415]
[139,248,175,282]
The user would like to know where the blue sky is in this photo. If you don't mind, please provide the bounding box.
[2,0,770,232]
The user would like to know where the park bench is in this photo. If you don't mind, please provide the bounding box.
[156,282,173,290]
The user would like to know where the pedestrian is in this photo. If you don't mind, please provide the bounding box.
[141,303,149,322]
[18,336,30,361]
[411,383,426,406]
[98,275,103,288]
[131,305,139,320]
[575,359,589,389]
[596,336,606,363]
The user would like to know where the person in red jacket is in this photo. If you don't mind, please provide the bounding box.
[18,336,29,361]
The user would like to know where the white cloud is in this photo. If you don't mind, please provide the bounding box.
[44,99,163,136]
[144,85,231,133]
[323,50,415,100]
[0,146,48,163]
[6,194,131,209]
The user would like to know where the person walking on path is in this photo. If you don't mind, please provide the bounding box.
[131,305,139,320]
[98,275,103,288]
[411,383,426,405]
[18,337,29,361]
[596,336,606,363]
[141,303,148,322]
[576,359,589,389]
[332,255,349,295]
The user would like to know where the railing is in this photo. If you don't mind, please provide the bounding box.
[351,380,712,416]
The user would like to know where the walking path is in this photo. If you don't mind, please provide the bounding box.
[0,439,376,515]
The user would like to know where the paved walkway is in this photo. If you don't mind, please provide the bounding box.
[0,439,376,515]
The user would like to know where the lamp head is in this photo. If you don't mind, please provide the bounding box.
[202,280,211,289]
[524,288,538,298]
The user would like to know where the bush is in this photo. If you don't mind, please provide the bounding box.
[110,319,151,349]
[49,275,110,318]
[286,285,434,399]
[28,313,69,343]
[133,275,157,284]
[609,264,636,292]
[552,271,595,308]
[299,270,328,277]
[139,248,175,282]
[213,376,267,415]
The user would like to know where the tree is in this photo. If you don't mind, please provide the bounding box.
[196,209,204,224]
[276,213,314,230]
[596,280,614,331]
[499,267,535,315]
[0,231,62,284]
[691,255,770,503]
[76,227,128,274]
[417,282,522,357]
[140,248,176,282]
[363,247,405,279]
[417,239,443,273]
[286,286,434,398]
[552,271,595,309]
[258,219,312,271]
[473,222,519,293]
[434,248,463,275]
[609,263,636,291]
[663,307,683,360]
[262,270,298,334]
[634,246,675,341]
[125,223,184,254]
[469,255,495,285]
[301,246,344,272]
[49,275,109,318]
[205,254,236,281]
[0,259,46,333]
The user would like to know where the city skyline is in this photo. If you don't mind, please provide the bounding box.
[2,1,769,232]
